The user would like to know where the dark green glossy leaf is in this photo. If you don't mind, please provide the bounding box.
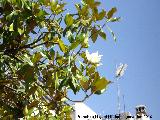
[69,78,77,94]
[50,48,55,60]
[99,30,107,40]
[59,78,68,90]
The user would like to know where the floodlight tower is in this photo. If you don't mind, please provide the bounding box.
[115,63,128,114]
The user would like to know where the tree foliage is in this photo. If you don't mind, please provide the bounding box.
[0,0,119,119]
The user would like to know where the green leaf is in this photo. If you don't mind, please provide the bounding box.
[18,28,24,34]
[37,9,48,17]
[92,77,111,93]
[59,78,68,90]
[93,72,100,81]
[80,5,89,16]
[75,4,81,12]
[9,23,14,31]
[53,3,66,14]
[23,105,28,116]
[17,64,35,90]
[84,0,100,9]
[40,51,48,58]
[91,28,98,43]
[23,54,34,66]
[69,82,76,94]
[32,52,42,64]
[40,0,50,5]
[69,40,81,50]
[84,0,94,5]
[6,10,19,21]
[37,86,45,97]
[107,7,117,19]
[69,78,77,94]
[64,14,74,26]
[81,18,91,26]
[50,48,55,60]
[87,65,96,75]
[62,106,72,112]
[27,108,34,116]
[80,79,89,91]
[58,39,66,53]
[99,30,107,40]
[97,10,106,21]
[53,72,58,89]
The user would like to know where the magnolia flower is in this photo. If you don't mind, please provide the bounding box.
[85,50,103,66]
[115,63,128,77]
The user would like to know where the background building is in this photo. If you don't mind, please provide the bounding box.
[72,102,151,120]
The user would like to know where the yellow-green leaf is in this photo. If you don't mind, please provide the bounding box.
[32,52,42,64]
[58,39,66,53]
[9,23,14,31]
[18,28,24,34]
[53,72,58,89]
[23,105,28,116]
[64,14,74,26]
[92,77,111,93]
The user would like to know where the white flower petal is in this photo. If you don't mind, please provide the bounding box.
[85,50,103,66]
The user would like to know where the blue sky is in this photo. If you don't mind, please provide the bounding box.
[66,0,159,120]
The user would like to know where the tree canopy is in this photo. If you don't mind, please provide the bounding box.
[0,0,119,119]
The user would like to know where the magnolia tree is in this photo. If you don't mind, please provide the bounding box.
[0,0,119,119]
